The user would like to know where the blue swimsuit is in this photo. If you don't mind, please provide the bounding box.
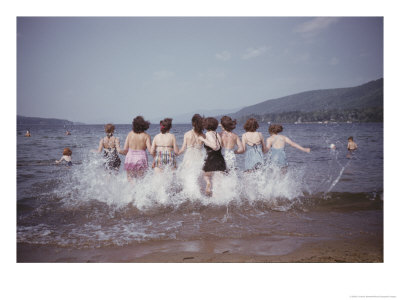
[267,147,288,167]
[266,136,288,168]
[244,143,264,170]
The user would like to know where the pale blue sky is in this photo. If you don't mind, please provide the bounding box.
[17,17,383,124]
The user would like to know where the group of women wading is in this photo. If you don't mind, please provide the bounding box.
[95,114,310,196]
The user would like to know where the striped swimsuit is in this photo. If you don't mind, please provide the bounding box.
[154,146,176,168]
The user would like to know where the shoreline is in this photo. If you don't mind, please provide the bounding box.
[17,234,382,263]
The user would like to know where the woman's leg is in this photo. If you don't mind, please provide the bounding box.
[204,172,212,195]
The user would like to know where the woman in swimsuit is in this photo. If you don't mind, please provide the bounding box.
[177,114,205,197]
[198,117,226,196]
[95,123,122,172]
[219,116,244,171]
[55,147,72,167]
[241,118,267,171]
[265,124,310,171]
[151,118,179,173]
[178,114,205,166]
[121,116,152,181]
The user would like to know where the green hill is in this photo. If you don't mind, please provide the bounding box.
[17,115,76,126]
[229,78,383,123]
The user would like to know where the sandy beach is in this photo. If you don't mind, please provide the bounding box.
[17,231,382,263]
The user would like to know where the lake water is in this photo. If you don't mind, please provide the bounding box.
[17,122,383,262]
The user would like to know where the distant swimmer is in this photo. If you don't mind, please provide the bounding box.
[55,147,72,167]
[265,124,310,172]
[347,136,357,151]
[347,136,358,158]
[24,130,31,137]
[219,116,244,171]
[65,130,71,135]
[330,143,336,150]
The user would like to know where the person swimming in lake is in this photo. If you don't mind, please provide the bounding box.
[65,130,71,135]
[346,136,358,158]
[198,117,226,196]
[265,124,310,170]
[347,136,358,151]
[241,118,267,171]
[55,147,72,166]
[24,130,31,137]
[95,123,122,172]
[121,116,152,180]
[219,116,244,171]
[151,118,179,173]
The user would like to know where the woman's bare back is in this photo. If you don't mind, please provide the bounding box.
[153,133,174,149]
[220,131,239,149]
[185,130,203,149]
[125,132,150,150]
[243,132,262,146]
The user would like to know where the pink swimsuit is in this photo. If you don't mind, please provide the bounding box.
[124,149,148,171]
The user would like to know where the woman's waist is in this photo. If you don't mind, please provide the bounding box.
[270,147,285,151]
[127,149,147,153]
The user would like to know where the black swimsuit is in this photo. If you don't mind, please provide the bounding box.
[103,137,121,170]
[203,132,226,172]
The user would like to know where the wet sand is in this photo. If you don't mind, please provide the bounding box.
[129,236,383,263]
[17,232,382,263]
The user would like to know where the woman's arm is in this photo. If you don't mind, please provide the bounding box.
[285,136,311,153]
[115,137,122,154]
[172,135,180,155]
[265,136,272,152]
[259,132,267,153]
[199,132,218,150]
[147,134,153,155]
[119,134,129,155]
[241,134,247,152]
[55,156,64,164]
[96,139,103,153]
[150,135,157,156]
[234,135,244,154]
[178,133,188,155]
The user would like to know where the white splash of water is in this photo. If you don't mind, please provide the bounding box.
[55,151,308,210]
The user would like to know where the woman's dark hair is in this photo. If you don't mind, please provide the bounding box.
[268,124,283,134]
[160,118,172,134]
[203,117,219,131]
[63,147,72,156]
[220,116,237,132]
[192,114,204,134]
[104,123,115,135]
[132,116,150,133]
[243,118,259,132]
[348,136,353,141]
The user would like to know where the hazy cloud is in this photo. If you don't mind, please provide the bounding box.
[329,57,340,66]
[294,17,339,37]
[242,46,269,60]
[215,51,231,61]
[198,70,226,80]
[153,70,175,80]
